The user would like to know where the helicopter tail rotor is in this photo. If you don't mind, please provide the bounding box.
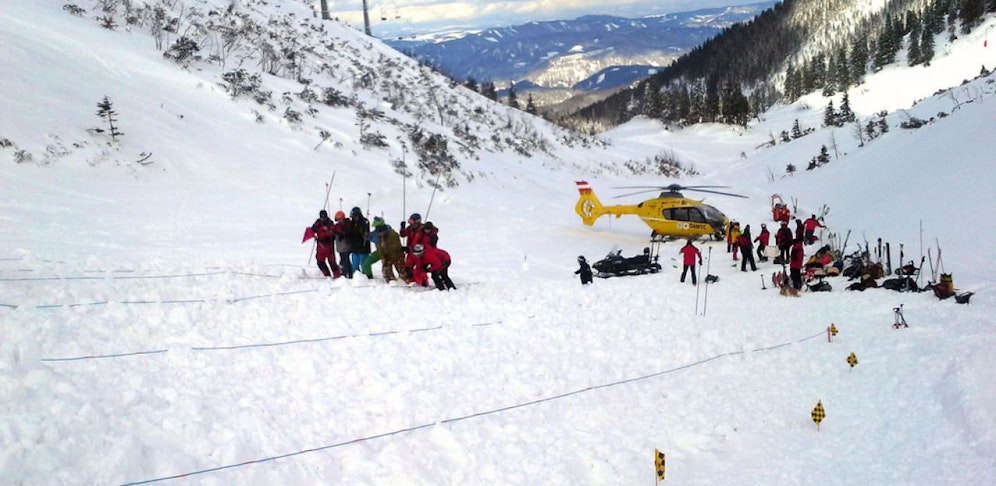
[575,181,605,225]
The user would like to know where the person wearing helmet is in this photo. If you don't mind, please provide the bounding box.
[755,223,771,262]
[347,207,371,276]
[364,217,405,282]
[775,220,793,264]
[308,209,341,278]
[405,243,456,290]
[332,210,354,278]
[575,255,593,285]
[421,221,439,248]
[400,213,424,254]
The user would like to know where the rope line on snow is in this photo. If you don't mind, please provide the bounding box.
[190,323,501,351]
[118,329,827,485]
[41,349,168,362]
[227,289,318,303]
[0,270,228,282]
[43,321,501,360]
[16,281,473,310]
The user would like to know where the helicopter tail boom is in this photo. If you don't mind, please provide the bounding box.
[575,180,604,225]
[575,181,641,226]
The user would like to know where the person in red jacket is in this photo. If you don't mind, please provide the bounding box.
[754,223,771,262]
[679,239,703,285]
[421,221,439,248]
[310,210,341,278]
[405,243,456,290]
[789,238,805,290]
[400,213,425,253]
[803,214,825,245]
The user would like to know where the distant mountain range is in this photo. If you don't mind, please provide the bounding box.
[386,2,775,102]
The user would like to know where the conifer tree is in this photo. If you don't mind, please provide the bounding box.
[919,24,935,65]
[908,23,923,66]
[506,82,520,110]
[823,100,837,128]
[817,145,830,165]
[873,18,900,70]
[95,96,123,140]
[838,93,856,125]
[525,93,537,115]
[463,77,478,93]
[850,38,869,83]
[480,81,497,101]
[721,80,751,126]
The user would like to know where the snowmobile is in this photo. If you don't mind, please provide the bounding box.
[592,243,662,278]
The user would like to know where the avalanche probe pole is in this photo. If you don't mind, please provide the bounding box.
[424,171,442,220]
[702,247,712,317]
[695,259,702,315]
[308,172,336,267]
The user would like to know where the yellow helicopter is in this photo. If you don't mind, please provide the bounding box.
[574,180,746,240]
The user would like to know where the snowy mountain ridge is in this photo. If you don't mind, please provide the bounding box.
[1,2,994,485]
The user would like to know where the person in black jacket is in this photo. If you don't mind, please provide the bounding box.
[575,256,593,285]
[775,220,793,264]
[333,210,354,278]
[347,207,371,277]
[738,225,757,272]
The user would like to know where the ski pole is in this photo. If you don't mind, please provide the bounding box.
[425,171,442,220]
[695,261,702,314]
[401,143,407,221]
[702,247,712,317]
[309,173,336,267]
[322,171,336,210]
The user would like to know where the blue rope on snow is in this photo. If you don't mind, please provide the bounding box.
[118,329,826,485]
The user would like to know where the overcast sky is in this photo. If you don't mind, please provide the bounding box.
[319,0,760,38]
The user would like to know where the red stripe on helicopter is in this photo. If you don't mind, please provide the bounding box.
[575,180,592,194]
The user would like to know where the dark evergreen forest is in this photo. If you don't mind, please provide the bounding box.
[562,0,995,132]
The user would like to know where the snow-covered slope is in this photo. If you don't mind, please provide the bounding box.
[1,2,994,485]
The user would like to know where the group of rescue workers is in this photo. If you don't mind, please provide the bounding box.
[309,208,456,291]
[675,213,827,289]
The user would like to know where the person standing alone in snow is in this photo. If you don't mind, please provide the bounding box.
[575,256,593,285]
[679,239,703,285]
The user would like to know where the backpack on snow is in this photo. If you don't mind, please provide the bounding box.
[808,280,832,292]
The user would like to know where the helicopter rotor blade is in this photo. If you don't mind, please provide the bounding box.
[613,184,732,190]
[613,188,664,199]
[685,188,748,198]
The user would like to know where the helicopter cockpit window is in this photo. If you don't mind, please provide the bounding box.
[664,207,705,222]
[699,205,724,222]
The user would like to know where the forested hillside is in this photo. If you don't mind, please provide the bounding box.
[566,0,995,131]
